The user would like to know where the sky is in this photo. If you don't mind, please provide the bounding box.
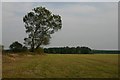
[2,2,118,50]
[1,0,119,2]
[0,2,1,45]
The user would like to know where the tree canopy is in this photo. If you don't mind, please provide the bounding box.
[9,41,23,52]
[23,6,62,52]
[80,46,91,54]
[44,46,92,54]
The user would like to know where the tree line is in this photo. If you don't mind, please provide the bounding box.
[44,46,92,54]
[3,41,92,54]
[2,42,120,54]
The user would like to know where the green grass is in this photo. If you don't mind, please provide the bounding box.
[2,54,118,78]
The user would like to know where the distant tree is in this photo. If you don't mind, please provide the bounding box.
[22,46,28,52]
[35,47,44,54]
[9,41,23,52]
[23,6,62,52]
[76,46,81,53]
[80,46,91,54]
[2,45,4,51]
[0,45,4,51]
[43,46,92,54]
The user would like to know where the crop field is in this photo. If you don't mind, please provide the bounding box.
[2,54,118,78]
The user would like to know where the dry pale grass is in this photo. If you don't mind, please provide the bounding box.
[0,52,1,78]
[2,53,119,78]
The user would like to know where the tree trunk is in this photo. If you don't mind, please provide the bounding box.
[35,43,41,50]
[31,37,35,52]
[35,35,44,50]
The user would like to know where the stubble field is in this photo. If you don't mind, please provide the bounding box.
[2,54,118,78]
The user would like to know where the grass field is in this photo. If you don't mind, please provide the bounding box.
[2,54,118,78]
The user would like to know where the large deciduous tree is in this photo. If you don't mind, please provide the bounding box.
[23,7,62,52]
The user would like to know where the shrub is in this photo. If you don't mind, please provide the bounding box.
[9,41,29,53]
[35,47,44,55]
[0,45,4,52]
[9,41,23,52]
[22,46,28,52]
[80,46,91,54]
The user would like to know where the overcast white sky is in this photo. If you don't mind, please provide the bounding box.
[0,2,1,46]
[2,2,118,50]
[1,0,119,2]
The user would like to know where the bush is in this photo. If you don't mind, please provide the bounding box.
[0,45,4,52]
[9,41,29,53]
[35,47,44,55]
[22,46,28,52]
[9,41,23,52]
[80,46,91,54]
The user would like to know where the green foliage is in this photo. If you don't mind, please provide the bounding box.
[22,46,28,52]
[0,45,4,51]
[23,6,62,52]
[44,46,92,54]
[9,41,23,52]
[80,46,91,54]
[92,50,120,54]
[9,41,28,53]
[35,47,44,55]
